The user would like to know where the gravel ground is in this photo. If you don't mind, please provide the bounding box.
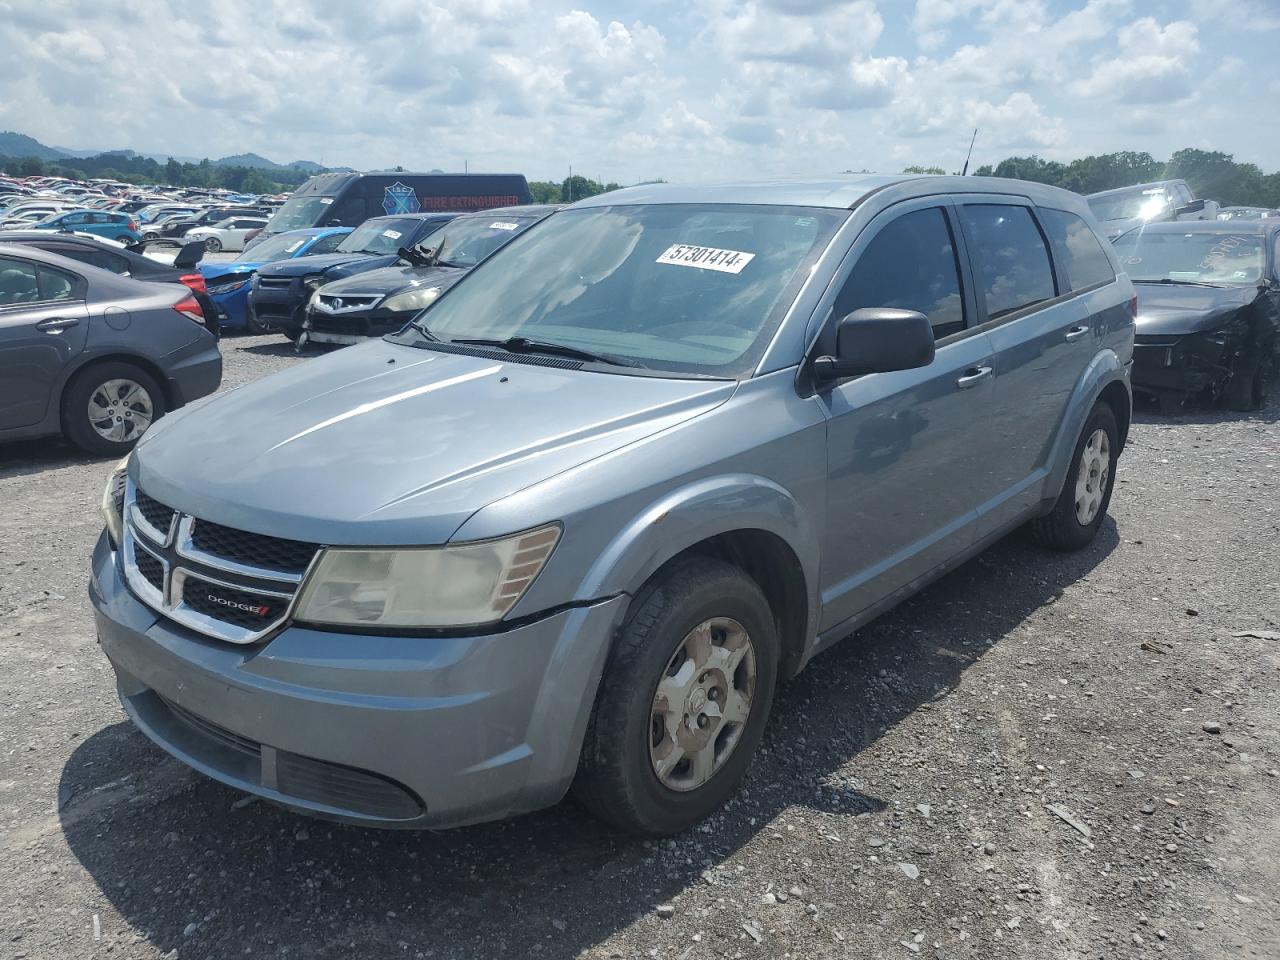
[1,335,1277,960]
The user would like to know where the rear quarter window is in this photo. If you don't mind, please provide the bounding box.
[959,204,1057,319]
[1039,208,1116,291]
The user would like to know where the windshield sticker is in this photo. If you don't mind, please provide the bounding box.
[1199,235,1250,271]
[382,182,421,215]
[656,244,755,274]
[382,229,402,240]
[285,240,305,252]
[319,197,333,205]
[489,221,519,231]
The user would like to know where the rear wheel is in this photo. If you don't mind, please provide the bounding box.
[573,558,779,836]
[1030,402,1119,551]
[116,234,135,244]
[62,361,166,457]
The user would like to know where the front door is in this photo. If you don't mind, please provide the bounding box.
[816,200,995,632]
[0,256,88,431]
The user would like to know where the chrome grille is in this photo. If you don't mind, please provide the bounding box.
[254,276,293,290]
[119,479,320,644]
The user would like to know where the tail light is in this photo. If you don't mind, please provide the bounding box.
[128,218,139,232]
[173,294,205,324]
[179,272,207,294]
[1128,293,1138,318]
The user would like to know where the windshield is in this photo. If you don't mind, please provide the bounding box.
[400,204,845,377]
[235,232,312,262]
[1088,188,1172,223]
[267,195,335,233]
[1114,230,1264,285]
[427,215,538,267]
[336,218,421,255]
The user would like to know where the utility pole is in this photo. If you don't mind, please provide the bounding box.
[567,163,573,202]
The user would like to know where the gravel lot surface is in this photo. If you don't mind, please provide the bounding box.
[1,335,1277,960]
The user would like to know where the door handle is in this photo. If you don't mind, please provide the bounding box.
[956,365,993,389]
[1064,325,1090,342]
[35,317,80,334]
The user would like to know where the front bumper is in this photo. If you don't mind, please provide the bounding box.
[247,279,307,334]
[1131,335,1232,398]
[88,532,625,828]
[303,305,414,345]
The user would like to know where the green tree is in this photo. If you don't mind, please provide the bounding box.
[528,180,561,204]
[902,165,946,175]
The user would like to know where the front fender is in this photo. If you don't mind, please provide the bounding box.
[577,473,821,629]
[1041,348,1131,505]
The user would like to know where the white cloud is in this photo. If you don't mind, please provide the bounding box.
[1074,17,1200,104]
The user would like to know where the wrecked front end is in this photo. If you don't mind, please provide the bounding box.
[1132,289,1278,409]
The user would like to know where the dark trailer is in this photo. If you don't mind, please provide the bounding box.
[261,173,532,238]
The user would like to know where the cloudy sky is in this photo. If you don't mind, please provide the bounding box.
[1,0,1276,182]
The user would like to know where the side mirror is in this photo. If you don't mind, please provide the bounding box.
[814,308,935,380]
[1174,199,1206,217]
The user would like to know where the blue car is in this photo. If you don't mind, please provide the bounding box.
[199,227,351,332]
[31,209,141,243]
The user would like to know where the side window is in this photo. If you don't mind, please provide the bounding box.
[309,233,346,255]
[63,212,89,226]
[37,265,77,301]
[1039,208,1115,291]
[832,206,967,339]
[92,250,130,274]
[0,257,40,306]
[958,204,1057,319]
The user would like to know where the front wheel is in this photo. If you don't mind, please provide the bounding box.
[62,361,166,457]
[573,558,779,835]
[204,237,222,252]
[1030,402,1119,551]
[1224,349,1273,412]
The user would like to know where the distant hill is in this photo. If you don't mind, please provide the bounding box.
[0,132,338,172]
[0,131,67,160]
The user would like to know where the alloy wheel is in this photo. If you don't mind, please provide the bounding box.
[649,617,756,792]
[87,378,154,444]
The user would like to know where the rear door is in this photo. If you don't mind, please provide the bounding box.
[952,198,1096,535]
[817,198,997,630]
[0,256,89,430]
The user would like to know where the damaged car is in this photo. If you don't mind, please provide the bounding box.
[1116,220,1279,411]
[299,205,557,347]
[1086,179,1216,240]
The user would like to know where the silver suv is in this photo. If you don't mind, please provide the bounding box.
[90,175,1134,835]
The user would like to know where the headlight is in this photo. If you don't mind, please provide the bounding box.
[294,524,560,629]
[207,278,248,295]
[382,286,440,313]
[101,456,131,546]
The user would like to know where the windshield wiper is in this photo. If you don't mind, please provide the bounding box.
[1132,278,1225,288]
[449,336,643,368]
[408,318,440,341]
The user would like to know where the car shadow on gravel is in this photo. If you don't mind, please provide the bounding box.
[238,340,306,358]
[58,522,1118,958]
[0,435,112,478]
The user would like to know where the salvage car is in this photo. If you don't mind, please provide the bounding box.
[198,227,350,332]
[1116,220,1279,411]
[0,243,221,455]
[300,205,556,346]
[90,176,1134,835]
[1216,206,1280,222]
[1086,179,1213,240]
[248,213,456,340]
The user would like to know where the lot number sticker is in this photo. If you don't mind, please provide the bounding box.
[657,244,755,274]
[489,221,519,231]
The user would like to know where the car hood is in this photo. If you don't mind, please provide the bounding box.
[133,340,735,546]
[318,263,466,298]
[1134,283,1258,336]
[255,252,394,279]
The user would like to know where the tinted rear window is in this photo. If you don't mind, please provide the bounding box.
[1039,208,1115,291]
[959,205,1057,319]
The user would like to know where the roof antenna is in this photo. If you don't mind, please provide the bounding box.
[961,128,978,176]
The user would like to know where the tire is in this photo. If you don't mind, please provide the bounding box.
[573,557,779,836]
[204,237,222,252]
[1224,349,1273,412]
[62,361,167,457]
[1031,402,1119,551]
[116,235,135,244]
